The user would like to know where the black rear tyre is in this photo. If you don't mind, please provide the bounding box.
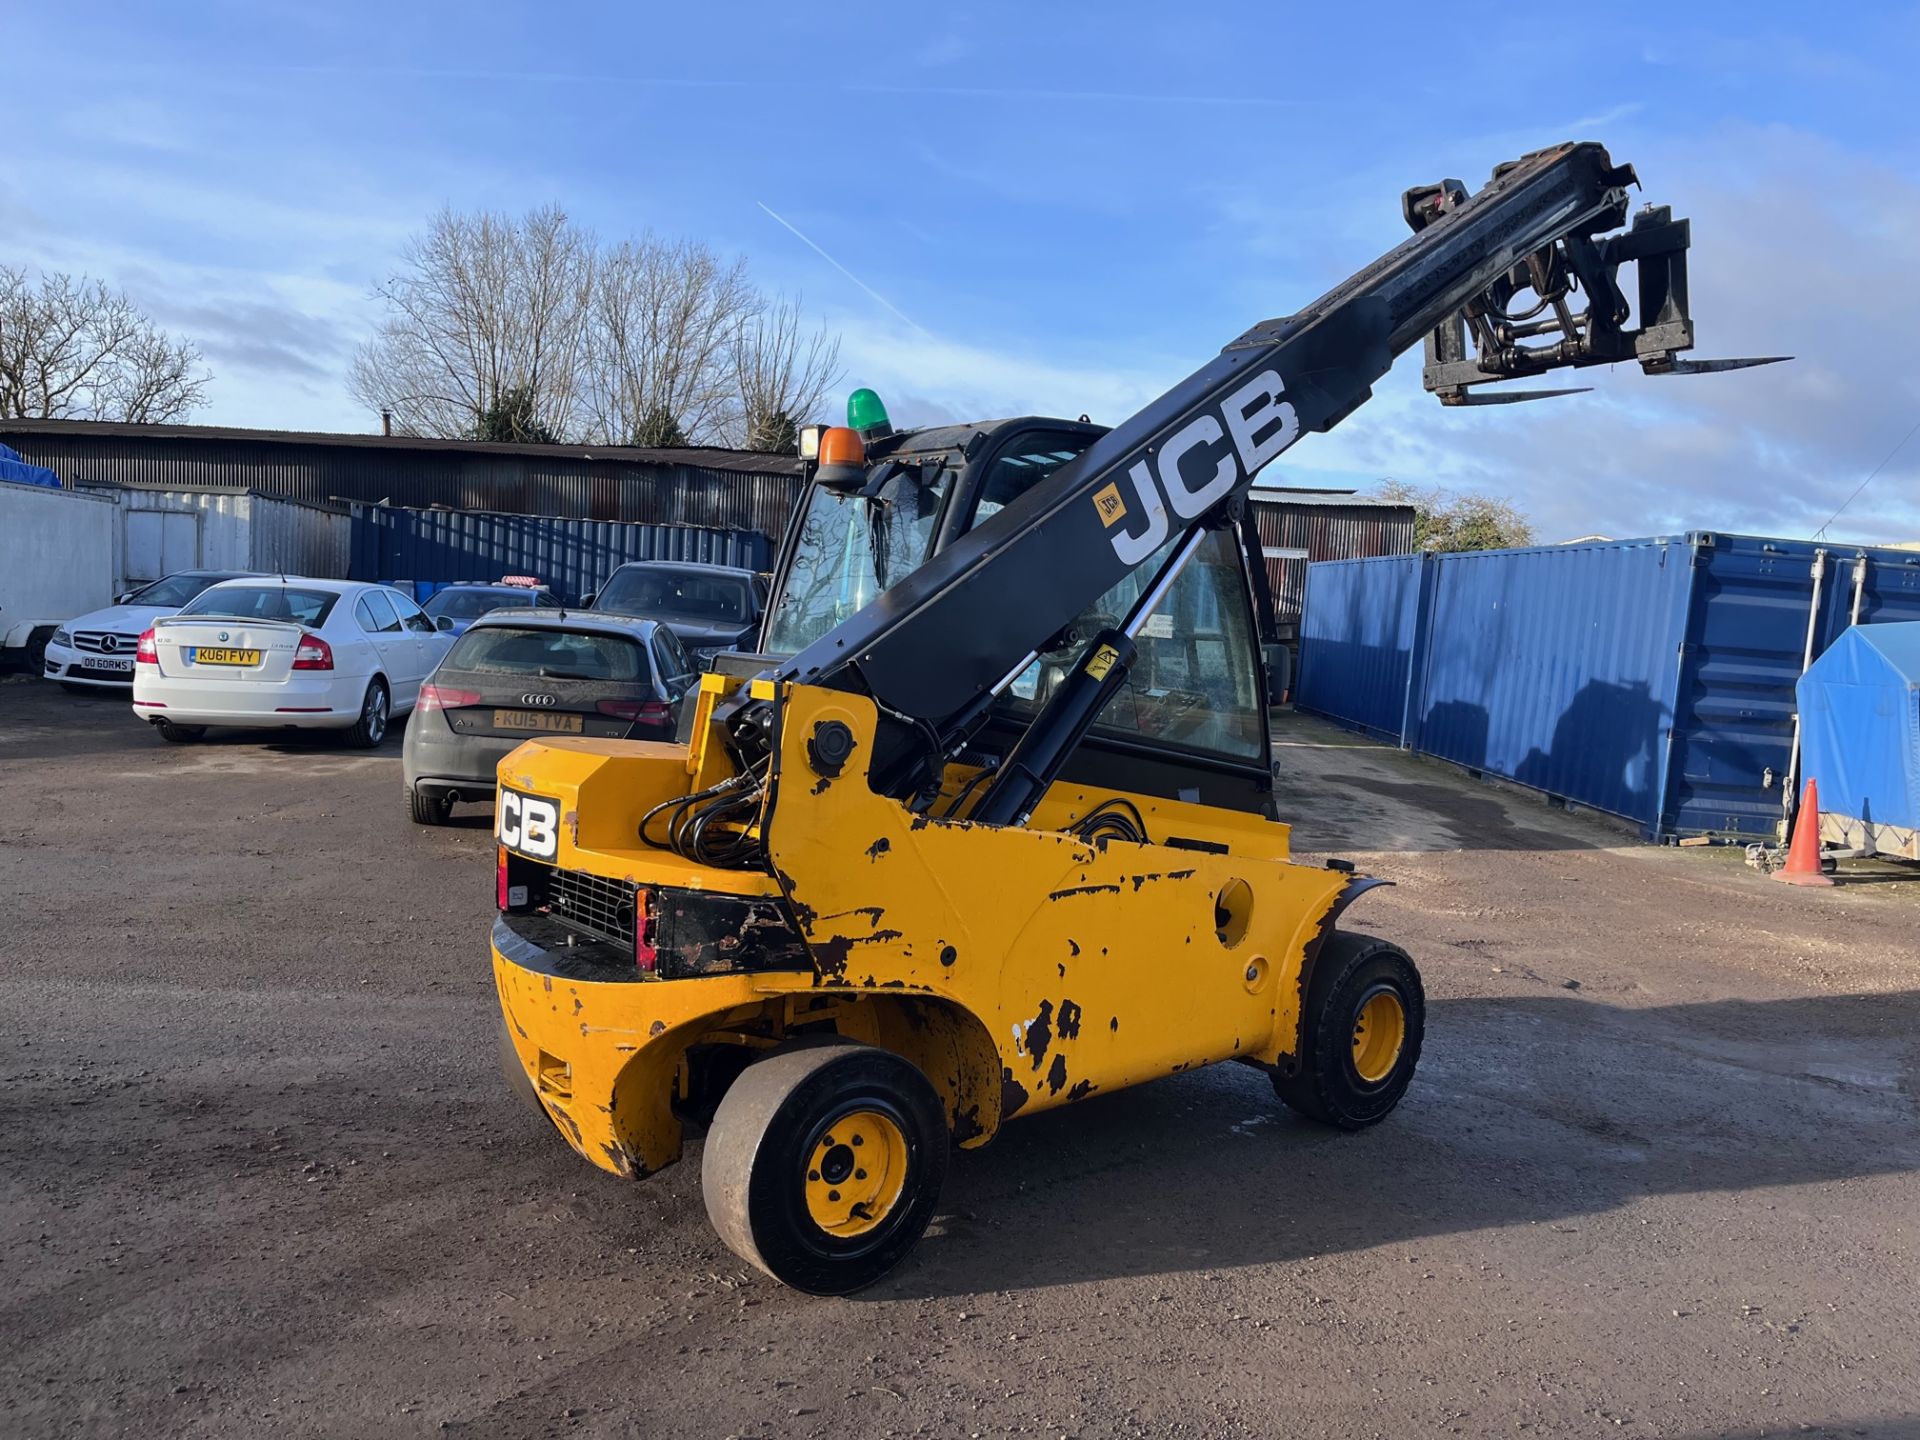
[703,1041,948,1295]
[1273,931,1424,1130]
[408,785,453,825]
[155,720,206,744]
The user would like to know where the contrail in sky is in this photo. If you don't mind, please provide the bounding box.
[755,202,930,337]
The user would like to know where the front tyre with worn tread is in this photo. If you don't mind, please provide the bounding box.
[1273,930,1424,1130]
[702,1041,948,1295]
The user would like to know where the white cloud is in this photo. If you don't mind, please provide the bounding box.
[829,313,1176,430]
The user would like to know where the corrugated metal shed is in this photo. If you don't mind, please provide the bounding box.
[0,419,807,540]
[348,504,772,604]
[1247,489,1416,637]
[1297,532,1920,840]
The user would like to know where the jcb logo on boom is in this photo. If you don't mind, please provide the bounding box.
[498,787,561,860]
[1095,368,1301,565]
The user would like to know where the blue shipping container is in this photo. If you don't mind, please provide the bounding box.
[348,504,774,605]
[1294,552,1433,741]
[1297,532,1920,839]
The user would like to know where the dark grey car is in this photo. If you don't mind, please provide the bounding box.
[587,562,767,662]
[401,610,699,825]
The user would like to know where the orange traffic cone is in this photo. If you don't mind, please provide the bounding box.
[1774,778,1835,887]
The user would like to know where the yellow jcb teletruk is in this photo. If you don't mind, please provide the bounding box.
[489,141,1779,1292]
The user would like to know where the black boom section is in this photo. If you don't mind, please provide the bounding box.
[773,142,1634,749]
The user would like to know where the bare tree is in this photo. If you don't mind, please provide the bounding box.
[580,236,755,447]
[728,294,842,452]
[0,266,209,422]
[351,205,594,441]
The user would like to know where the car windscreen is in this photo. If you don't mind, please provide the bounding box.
[444,626,650,683]
[178,585,339,627]
[129,573,230,608]
[424,589,528,620]
[597,569,751,624]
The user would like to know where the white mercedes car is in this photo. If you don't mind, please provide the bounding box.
[43,570,263,691]
[132,578,455,746]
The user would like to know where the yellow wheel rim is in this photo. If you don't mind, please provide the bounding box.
[1350,990,1407,1084]
[803,1110,910,1238]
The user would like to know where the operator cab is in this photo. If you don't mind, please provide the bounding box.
[757,396,1273,815]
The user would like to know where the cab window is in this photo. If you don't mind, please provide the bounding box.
[963,432,1096,529]
[1001,528,1265,762]
[765,468,953,655]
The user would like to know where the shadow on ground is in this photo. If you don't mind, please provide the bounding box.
[868,989,1920,1299]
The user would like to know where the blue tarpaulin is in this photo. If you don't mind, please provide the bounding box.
[0,442,61,488]
[1797,621,1920,831]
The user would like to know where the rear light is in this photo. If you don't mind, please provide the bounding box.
[598,698,674,725]
[293,633,333,671]
[135,628,157,664]
[497,848,529,910]
[634,887,657,973]
[419,682,483,713]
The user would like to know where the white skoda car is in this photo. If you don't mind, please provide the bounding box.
[132,578,455,746]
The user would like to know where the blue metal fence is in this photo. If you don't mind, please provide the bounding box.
[1297,532,1920,839]
[348,504,773,605]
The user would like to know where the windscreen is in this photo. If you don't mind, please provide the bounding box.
[445,626,649,683]
[598,569,751,624]
[764,470,953,655]
[129,573,229,607]
[425,588,528,620]
[178,585,339,627]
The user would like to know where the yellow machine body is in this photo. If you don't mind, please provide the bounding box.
[492,674,1362,1181]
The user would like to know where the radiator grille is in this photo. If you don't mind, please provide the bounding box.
[73,630,142,655]
[546,867,637,947]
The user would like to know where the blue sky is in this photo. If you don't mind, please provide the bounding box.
[8,1,1919,542]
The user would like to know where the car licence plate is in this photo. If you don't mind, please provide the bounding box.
[187,647,262,666]
[493,708,583,734]
[80,657,134,674]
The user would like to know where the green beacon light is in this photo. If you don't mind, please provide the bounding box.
[847,388,894,443]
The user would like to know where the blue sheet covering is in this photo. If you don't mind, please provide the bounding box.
[1797,622,1920,830]
[0,442,62,488]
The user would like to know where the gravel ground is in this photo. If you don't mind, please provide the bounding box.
[2,676,1917,1440]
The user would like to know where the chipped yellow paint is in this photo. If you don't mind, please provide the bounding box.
[491,678,1361,1182]
[764,685,1353,1124]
